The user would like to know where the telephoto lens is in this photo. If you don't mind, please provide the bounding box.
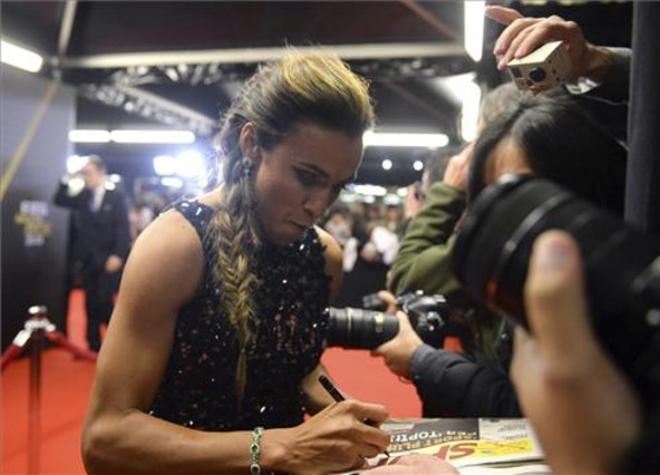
[325,307,399,349]
[452,175,660,399]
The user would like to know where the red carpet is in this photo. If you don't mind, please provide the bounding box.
[2,290,420,474]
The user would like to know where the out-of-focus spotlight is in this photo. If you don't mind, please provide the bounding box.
[175,150,206,178]
[68,130,111,143]
[382,159,393,171]
[153,155,177,176]
[161,177,184,188]
[364,131,449,149]
[413,160,424,171]
[108,174,122,183]
[66,155,89,174]
[111,129,195,144]
[1,39,43,73]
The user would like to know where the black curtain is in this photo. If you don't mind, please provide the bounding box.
[626,2,660,234]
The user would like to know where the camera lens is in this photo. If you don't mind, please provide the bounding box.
[528,67,547,82]
[452,175,660,386]
[326,307,399,349]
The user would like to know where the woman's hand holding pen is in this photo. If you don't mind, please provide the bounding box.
[264,399,390,475]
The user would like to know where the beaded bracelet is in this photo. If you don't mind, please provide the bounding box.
[250,426,264,475]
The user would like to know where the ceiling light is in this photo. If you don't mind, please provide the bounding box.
[111,129,195,144]
[413,160,424,171]
[363,131,449,148]
[464,1,486,62]
[1,39,43,73]
[68,130,111,143]
[382,159,393,171]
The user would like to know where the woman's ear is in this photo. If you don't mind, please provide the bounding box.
[238,122,262,166]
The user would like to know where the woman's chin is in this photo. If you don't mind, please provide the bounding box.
[267,225,306,247]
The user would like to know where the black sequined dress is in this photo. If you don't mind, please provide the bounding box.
[149,200,330,431]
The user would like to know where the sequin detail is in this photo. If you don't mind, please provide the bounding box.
[149,200,330,431]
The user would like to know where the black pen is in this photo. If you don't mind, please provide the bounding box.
[318,375,390,457]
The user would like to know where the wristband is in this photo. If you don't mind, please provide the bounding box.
[250,426,264,475]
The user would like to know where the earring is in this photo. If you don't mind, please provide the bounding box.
[241,157,253,178]
[229,157,252,183]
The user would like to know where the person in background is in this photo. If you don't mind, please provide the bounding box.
[53,155,130,352]
[81,51,391,475]
[387,82,521,299]
[323,206,359,273]
[129,200,155,243]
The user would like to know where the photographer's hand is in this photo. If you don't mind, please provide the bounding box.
[511,231,640,475]
[442,142,474,193]
[377,290,399,315]
[373,312,423,379]
[486,5,612,83]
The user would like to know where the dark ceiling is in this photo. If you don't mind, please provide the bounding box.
[2,1,633,189]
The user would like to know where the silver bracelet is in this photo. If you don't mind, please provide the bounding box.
[250,426,264,475]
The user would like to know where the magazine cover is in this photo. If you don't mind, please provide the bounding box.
[335,418,549,474]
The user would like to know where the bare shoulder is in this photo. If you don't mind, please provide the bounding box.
[315,225,342,266]
[122,209,205,307]
[314,225,343,301]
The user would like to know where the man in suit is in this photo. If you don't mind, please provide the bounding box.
[54,155,130,352]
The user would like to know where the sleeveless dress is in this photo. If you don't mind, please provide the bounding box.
[149,200,331,431]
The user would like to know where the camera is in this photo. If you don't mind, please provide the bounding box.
[325,292,450,350]
[507,41,571,92]
[451,175,660,399]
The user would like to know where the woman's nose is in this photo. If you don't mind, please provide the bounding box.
[303,191,331,221]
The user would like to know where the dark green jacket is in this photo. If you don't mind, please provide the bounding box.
[388,182,465,296]
[387,181,521,417]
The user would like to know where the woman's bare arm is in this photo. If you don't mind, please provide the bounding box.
[301,228,347,414]
[81,211,292,474]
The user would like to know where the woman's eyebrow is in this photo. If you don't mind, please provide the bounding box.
[298,162,329,180]
[298,162,354,185]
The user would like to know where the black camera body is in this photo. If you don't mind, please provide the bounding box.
[325,292,450,350]
[396,292,448,349]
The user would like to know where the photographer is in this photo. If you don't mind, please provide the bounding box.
[476,5,660,474]
[376,88,628,418]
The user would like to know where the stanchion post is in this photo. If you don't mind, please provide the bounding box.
[26,305,48,475]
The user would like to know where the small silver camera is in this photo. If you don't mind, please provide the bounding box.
[507,41,572,92]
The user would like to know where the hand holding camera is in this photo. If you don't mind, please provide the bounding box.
[325,292,452,351]
[486,5,613,92]
[512,231,641,475]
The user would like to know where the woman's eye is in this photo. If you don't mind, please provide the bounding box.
[295,169,320,187]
